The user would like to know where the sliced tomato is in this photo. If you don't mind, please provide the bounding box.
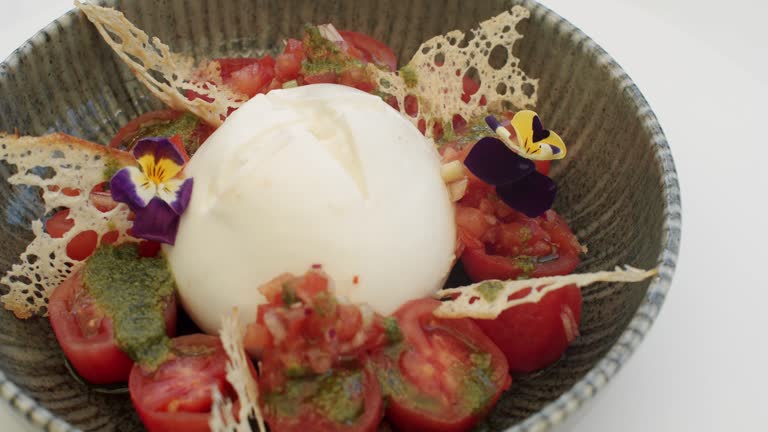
[474,285,582,373]
[224,56,276,97]
[458,209,581,281]
[216,58,262,80]
[109,109,212,155]
[275,39,306,82]
[338,30,397,71]
[372,299,510,432]
[129,334,237,432]
[244,270,385,375]
[339,67,376,92]
[303,71,339,85]
[46,209,75,238]
[109,110,181,150]
[260,366,383,432]
[48,270,177,384]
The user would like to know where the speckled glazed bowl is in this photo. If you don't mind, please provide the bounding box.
[0,0,680,431]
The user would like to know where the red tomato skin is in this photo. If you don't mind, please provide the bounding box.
[275,52,303,81]
[338,30,397,71]
[304,71,339,85]
[48,270,177,384]
[49,271,133,384]
[129,334,230,432]
[226,56,276,97]
[474,285,582,373]
[109,110,181,149]
[215,57,262,80]
[534,160,551,176]
[380,299,511,432]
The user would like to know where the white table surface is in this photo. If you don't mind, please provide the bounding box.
[1,0,767,431]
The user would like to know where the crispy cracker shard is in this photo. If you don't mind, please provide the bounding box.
[210,310,267,432]
[434,266,659,319]
[372,6,538,139]
[75,1,246,127]
[0,133,134,318]
[79,0,536,138]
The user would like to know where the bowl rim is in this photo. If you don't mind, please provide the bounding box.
[0,1,681,431]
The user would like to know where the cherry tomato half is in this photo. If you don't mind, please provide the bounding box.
[473,284,582,373]
[129,334,238,432]
[372,299,510,432]
[48,270,177,384]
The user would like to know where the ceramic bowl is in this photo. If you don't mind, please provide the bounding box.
[0,0,680,431]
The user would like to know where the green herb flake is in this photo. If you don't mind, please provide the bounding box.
[311,370,365,423]
[518,226,532,243]
[301,24,364,76]
[513,256,536,274]
[399,65,418,88]
[459,356,496,414]
[103,157,120,185]
[313,291,337,317]
[476,280,505,302]
[281,283,299,306]
[383,316,403,343]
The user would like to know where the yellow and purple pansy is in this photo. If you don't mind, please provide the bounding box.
[110,137,193,245]
[486,110,566,161]
[464,111,566,217]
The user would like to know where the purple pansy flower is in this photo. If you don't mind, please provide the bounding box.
[463,113,562,218]
[110,137,193,245]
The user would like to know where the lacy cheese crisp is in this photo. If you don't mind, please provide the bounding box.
[76,1,247,127]
[0,134,134,318]
[371,6,538,139]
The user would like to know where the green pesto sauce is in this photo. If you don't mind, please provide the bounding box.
[450,115,496,148]
[459,352,496,414]
[281,282,299,306]
[312,370,365,423]
[265,370,365,424]
[103,156,120,185]
[476,280,505,302]
[138,112,203,154]
[373,345,442,414]
[82,244,175,368]
[374,342,499,416]
[512,256,537,275]
[383,316,403,343]
[519,226,532,243]
[301,25,365,75]
[399,65,418,88]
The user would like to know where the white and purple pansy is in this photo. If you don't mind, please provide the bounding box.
[110,137,193,245]
[464,112,566,218]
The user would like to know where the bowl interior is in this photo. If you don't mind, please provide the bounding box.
[0,0,675,430]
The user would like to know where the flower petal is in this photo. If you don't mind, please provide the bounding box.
[156,177,194,215]
[535,129,567,159]
[133,137,186,183]
[131,198,181,245]
[495,170,557,218]
[464,137,534,186]
[509,110,567,161]
[110,167,156,209]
